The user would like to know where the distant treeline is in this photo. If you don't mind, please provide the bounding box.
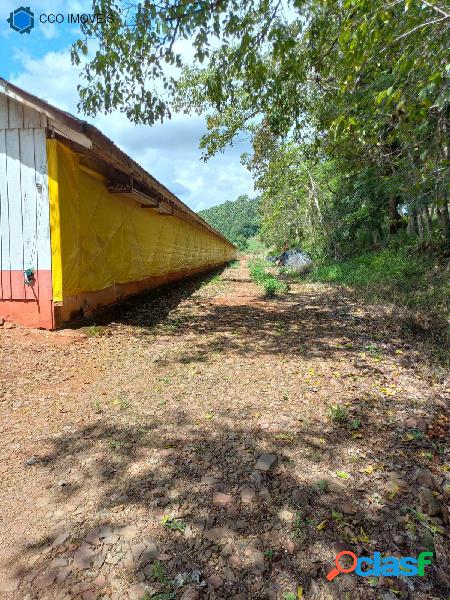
[199,194,260,250]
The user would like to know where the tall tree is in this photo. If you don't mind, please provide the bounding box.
[72,1,450,248]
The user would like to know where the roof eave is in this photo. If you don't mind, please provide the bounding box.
[0,77,234,248]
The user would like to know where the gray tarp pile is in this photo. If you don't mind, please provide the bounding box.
[275,249,312,271]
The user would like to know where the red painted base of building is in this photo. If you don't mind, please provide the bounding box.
[0,270,54,329]
[1,263,227,330]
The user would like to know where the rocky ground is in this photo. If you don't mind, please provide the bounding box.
[0,258,449,600]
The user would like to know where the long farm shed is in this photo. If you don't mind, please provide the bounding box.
[0,79,236,329]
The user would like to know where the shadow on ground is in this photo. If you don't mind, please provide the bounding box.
[7,409,448,599]
[3,261,449,599]
[67,265,229,331]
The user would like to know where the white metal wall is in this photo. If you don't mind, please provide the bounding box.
[0,94,51,300]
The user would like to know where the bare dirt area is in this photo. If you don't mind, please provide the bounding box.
[0,258,449,600]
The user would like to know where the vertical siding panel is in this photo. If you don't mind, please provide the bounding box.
[23,105,41,128]
[20,129,38,300]
[6,129,25,298]
[0,95,7,128]
[7,98,24,129]
[0,129,11,299]
[34,128,51,273]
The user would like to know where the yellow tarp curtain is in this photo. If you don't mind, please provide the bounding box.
[47,139,235,302]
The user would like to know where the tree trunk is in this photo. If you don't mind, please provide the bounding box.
[407,208,417,236]
[429,203,435,221]
[422,206,433,236]
[437,203,450,242]
[417,210,424,240]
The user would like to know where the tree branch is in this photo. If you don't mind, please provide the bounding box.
[385,15,449,48]
[418,0,450,19]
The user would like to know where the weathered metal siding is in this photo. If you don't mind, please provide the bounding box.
[0,94,53,327]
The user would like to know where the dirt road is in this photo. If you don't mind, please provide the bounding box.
[0,258,448,599]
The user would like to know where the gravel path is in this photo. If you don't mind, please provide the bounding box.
[0,258,448,599]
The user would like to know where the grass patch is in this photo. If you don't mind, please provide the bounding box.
[108,439,124,451]
[278,266,305,282]
[248,258,288,297]
[305,246,449,365]
[246,235,268,255]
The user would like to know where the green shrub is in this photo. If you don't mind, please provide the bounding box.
[248,259,287,297]
[307,247,449,318]
[248,258,267,282]
[262,277,286,297]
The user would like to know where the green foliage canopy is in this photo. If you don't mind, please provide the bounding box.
[72,0,450,257]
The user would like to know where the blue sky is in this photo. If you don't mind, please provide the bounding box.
[0,1,254,211]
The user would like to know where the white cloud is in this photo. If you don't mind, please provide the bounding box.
[9,46,254,210]
[40,23,60,40]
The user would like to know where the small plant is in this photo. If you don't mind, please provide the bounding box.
[420,450,434,460]
[264,548,274,560]
[331,509,344,522]
[108,439,124,451]
[293,511,304,539]
[248,258,287,297]
[112,393,130,410]
[279,266,304,282]
[229,260,239,269]
[149,561,170,585]
[283,592,297,600]
[93,399,102,414]
[315,479,329,493]
[262,276,286,297]
[86,324,105,337]
[143,562,176,600]
[161,515,187,533]
[336,470,350,479]
[404,428,425,441]
[328,404,349,423]
[350,418,361,430]
[248,259,267,282]
[364,344,383,360]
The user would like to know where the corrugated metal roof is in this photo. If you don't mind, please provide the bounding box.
[0,77,234,247]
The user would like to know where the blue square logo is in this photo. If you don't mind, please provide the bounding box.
[7,6,35,34]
